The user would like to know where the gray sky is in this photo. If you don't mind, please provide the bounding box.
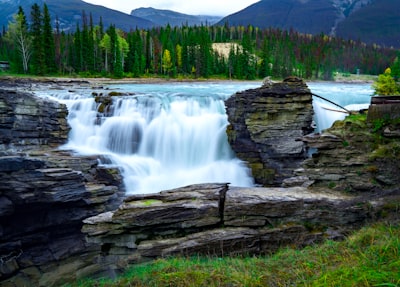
[82,0,260,16]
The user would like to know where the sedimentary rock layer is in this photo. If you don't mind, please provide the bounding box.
[225,77,314,186]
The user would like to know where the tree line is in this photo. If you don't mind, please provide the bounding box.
[0,4,398,80]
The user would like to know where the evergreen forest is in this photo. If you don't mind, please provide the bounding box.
[0,4,398,80]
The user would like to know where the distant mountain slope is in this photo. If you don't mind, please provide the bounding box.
[217,0,399,48]
[336,0,400,48]
[131,7,222,27]
[217,0,339,35]
[0,0,154,32]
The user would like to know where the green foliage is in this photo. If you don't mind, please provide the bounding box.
[30,3,45,75]
[373,68,400,95]
[66,220,400,287]
[370,142,400,160]
[0,8,397,79]
[162,49,172,74]
[5,7,31,73]
[42,4,55,74]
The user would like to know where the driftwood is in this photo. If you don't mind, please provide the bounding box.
[312,93,352,114]
[321,106,350,114]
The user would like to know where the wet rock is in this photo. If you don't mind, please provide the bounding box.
[0,89,69,151]
[225,77,314,186]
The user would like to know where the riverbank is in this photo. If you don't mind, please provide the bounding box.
[0,73,375,88]
[67,218,400,287]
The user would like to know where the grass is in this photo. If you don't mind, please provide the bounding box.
[67,220,400,287]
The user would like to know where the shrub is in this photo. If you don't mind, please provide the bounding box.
[373,68,400,95]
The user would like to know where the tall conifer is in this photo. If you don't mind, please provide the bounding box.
[43,4,55,73]
[30,3,45,75]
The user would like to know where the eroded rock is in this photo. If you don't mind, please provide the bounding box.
[82,183,400,276]
[0,89,69,151]
[225,77,314,186]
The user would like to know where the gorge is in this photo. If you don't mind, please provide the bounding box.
[0,77,399,286]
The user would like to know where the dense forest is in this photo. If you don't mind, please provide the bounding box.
[0,3,398,80]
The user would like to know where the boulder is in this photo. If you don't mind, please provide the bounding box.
[225,77,314,186]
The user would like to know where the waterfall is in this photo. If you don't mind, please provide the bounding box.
[39,83,257,194]
[36,81,373,194]
[308,82,373,132]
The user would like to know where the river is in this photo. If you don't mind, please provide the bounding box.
[36,81,373,194]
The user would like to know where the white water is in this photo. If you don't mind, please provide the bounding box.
[309,82,373,132]
[37,82,260,194]
[36,81,373,194]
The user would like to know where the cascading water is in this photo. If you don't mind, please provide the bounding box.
[308,82,373,132]
[36,81,373,195]
[38,83,259,194]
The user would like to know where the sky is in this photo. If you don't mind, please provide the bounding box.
[82,0,260,16]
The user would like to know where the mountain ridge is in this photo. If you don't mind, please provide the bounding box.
[131,7,222,27]
[218,0,399,48]
[0,0,154,32]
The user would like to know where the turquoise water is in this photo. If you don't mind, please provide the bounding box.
[37,81,372,194]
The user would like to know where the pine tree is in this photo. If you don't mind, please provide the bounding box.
[390,51,400,80]
[74,24,82,71]
[30,3,45,75]
[42,4,55,74]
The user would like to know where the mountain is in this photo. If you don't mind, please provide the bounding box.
[217,0,339,35]
[336,0,400,48]
[217,0,400,48]
[0,0,154,32]
[131,7,222,27]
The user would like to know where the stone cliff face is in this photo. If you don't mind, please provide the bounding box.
[0,87,124,286]
[82,183,399,275]
[299,110,400,192]
[0,89,69,151]
[225,77,314,186]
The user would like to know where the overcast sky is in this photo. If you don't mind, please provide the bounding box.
[82,0,260,16]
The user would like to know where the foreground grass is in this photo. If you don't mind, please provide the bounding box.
[68,220,400,287]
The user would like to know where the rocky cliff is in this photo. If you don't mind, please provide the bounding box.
[0,89,69,151]
[0,87,124,286]
[298,110,400,192]
[225,77,314,186]
[81,183,399,276]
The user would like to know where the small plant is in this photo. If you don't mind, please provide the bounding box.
[328,182,337,189]
[373,68,400,95]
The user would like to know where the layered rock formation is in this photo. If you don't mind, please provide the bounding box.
[82,183,399,275]
[0,89,69,151]
[298,112,400,192]
[225,77,314,186]
[0,87,123,286]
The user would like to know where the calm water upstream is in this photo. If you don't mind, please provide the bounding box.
[36,81,373,194]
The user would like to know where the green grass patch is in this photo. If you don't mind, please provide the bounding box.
[66,220,400,287]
